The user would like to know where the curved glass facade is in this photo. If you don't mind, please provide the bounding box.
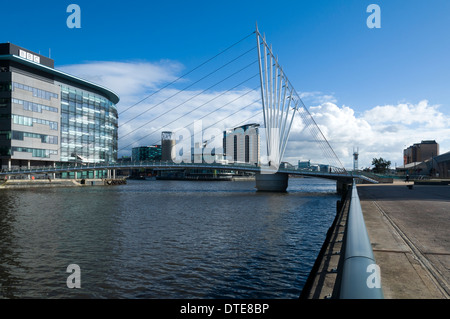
[60,85,118,163]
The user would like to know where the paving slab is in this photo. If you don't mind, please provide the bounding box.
[357,181,450,299]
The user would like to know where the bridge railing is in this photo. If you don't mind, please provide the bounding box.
[1,161,369,183]
[335,181,384,299]
[0,161,259,175]
[1,161,350,173]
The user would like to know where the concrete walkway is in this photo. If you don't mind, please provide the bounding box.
[357,181,450,299]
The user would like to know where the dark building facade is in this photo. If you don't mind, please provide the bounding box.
[429,151,450,178]
[132,145,162,161]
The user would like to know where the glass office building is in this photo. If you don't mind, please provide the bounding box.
[0,43,119,172]
[60,85,118,163]
[131,145,162,161]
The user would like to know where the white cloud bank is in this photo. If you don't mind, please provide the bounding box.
[58,60,450,169]
[297,100,450,169]
[60,60,184,99]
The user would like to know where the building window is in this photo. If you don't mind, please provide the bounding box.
[11,147,57,158]
[0,131,11,140]
[12,114,58,130]
[0,98,8,108]
[12,82,58,100]
[12,98,58,113]
[233,135,238,162]
[245,135,250,163]
[0,82,11,92]
[11,130,58,144]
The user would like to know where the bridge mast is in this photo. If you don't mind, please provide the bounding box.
[256,23,269,160]
[256,23,299,168]
[256,24,347,175]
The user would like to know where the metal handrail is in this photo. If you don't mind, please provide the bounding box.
[337,181,384,299]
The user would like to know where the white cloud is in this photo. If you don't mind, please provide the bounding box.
[57,60,450,170]
[284,100,450,170]
[299,91,337,104]
[59,60,183,99]
[363,100,449,128]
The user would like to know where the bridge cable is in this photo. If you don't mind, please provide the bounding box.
[119,73,260,152]
[144,99,262,149]
[119,46,257,129]
[118,31,256,116]
[295,108,346,172]
[119,59,259,143]
[120,85,260,151]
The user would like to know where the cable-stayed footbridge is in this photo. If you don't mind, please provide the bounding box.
[0,25,377,192]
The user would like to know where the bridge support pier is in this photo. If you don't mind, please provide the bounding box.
[337,179,352,195]
[255,173,289,192]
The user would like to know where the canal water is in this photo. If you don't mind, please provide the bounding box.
[0,177,339,299]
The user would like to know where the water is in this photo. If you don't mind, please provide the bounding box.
[0,177,339,299]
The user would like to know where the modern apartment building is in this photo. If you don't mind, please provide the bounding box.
[0,43,119,171]
[223,123,260,165]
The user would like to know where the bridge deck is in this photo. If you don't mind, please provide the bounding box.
[0,162,377,183]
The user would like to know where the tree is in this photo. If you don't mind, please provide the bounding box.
[372,157,391,174]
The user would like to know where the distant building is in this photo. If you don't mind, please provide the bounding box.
[298,160,329,172]
[403,140,439,165]
[298,160,311,169]
[161,131,175,161]
[223,123,260,165]
[132,145,161,161]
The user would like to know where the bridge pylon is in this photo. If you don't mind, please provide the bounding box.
[256,24,299,170]
[254,24,348,191]
[254,24,301,191]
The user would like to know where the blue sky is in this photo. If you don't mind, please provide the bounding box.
[2,0,450,168]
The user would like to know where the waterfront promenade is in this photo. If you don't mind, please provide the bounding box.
[357,181,450,299]
[302,180,450,299]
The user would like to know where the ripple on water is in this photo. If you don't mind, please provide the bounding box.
[0,178,338,298]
